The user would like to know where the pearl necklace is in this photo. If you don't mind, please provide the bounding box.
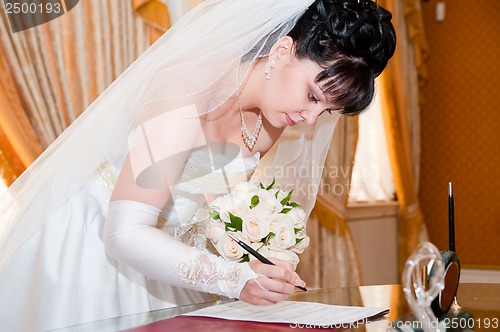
[237,96,262,151]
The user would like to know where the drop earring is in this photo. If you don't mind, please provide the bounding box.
[265,60,276,80]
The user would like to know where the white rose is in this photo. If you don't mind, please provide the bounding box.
[241,211,270,242]
[269,214,296,250]
[266,247,300,270]
[286,207,306,230]
[210,196,230,223]
[206,219,226,244]
[290,234,310,254]
[217,233,244,261]
[213,195,250,224]
[226,181,259,208]
[252,188,282,220]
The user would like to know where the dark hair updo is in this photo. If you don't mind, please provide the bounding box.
[288,0,396,115]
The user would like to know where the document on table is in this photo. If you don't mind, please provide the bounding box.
[184,301,389,326]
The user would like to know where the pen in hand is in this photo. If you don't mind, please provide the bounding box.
[228,233,308,292]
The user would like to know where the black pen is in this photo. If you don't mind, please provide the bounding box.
[228,233,308,292]
[448,181,455,252]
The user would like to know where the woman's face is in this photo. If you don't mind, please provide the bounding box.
[258,54,338,128]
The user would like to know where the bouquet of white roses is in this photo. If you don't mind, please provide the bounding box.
[206,180,309,269]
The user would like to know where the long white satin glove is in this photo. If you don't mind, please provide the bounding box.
[103,200,257,299]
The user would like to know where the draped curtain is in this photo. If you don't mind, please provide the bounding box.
[296,116,362,289]
[0,1,152,185]
[378,0,429,270]
[0,54,41,184]
[132,0,170,44]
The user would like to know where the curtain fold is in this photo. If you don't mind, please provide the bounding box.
[0,2,150,185]
[297,116,362,288]
[404,0,430,88]
[378,0,428,270]
[0,46,43,177]
[380,67,424,271]
[132,0,171,44]
[0,129,25,186]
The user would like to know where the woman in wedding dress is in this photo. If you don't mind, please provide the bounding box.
[0,0,395,330]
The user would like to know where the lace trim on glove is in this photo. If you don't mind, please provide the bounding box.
[178,249,241,290]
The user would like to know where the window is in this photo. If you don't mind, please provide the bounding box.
[348,84,395,203]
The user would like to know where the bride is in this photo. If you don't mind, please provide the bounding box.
[0,0,395,330]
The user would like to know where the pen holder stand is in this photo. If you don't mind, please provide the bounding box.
[391,242,445,332]
[392,243,473,332]
[429,250,461,317]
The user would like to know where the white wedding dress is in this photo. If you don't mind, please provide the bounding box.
[0,149,259,331]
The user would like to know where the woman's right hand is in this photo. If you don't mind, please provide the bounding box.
[238,258,306,305]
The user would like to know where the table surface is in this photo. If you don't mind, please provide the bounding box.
[53,283,500,331]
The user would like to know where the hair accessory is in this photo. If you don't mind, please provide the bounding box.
[265,59,276,80]
[238,96,262,151]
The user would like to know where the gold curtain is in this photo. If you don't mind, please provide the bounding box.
[0,47,43,185]
[404,0,430,88]
[297,116,362,288]
[132,0,171,44]
[378,0,429,270]
[0,2,150,185]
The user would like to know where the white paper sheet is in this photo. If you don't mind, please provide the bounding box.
[184,301,389,327]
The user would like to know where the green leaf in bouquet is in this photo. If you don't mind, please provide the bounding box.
[294,227,302,234]
[209,210,220,220]
[224,222,234,232]
[261,232,275,246]
[288,202,300,207]
[239,254,250,263]
[265,178,276,190]
[280,207,292,214]
[280,190,293,205]
[249,195,260,209]
[228,212,243,232]
[259,182,265,189]
[296,237,304,244]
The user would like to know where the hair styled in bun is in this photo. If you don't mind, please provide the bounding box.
[288,0,396,115]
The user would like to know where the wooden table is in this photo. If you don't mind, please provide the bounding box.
[54,283,500,331]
